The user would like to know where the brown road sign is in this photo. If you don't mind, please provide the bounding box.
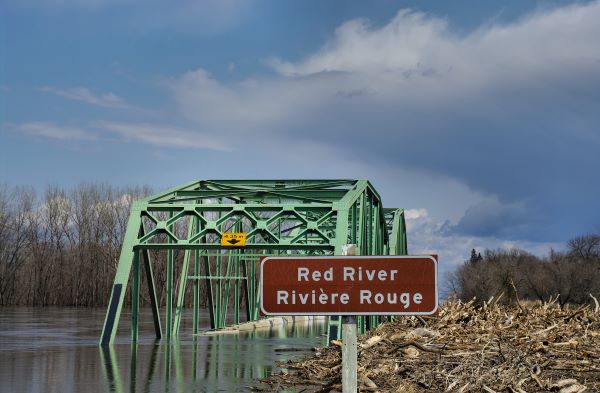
[260,256,438,316]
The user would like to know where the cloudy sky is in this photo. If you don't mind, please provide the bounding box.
[2,0,599,276]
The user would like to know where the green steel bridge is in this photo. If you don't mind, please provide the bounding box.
[99,179,407,345]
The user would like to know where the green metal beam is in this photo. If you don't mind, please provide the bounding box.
[172,216,197,336]
[100,179,408,344]
[140,224,162,339]
[100,203,142,345]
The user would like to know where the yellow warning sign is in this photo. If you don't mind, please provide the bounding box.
[221,232,247,247]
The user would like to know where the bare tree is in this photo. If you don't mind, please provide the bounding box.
[0,186,35,305]
[567,234,600,260]
[449,240,600,307]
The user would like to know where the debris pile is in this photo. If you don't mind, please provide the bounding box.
[258,297,600,392]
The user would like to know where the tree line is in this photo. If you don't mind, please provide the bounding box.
[448,234,600,307]
[0,183,258,309]
[0,183,157,306]
[2,182,599,308]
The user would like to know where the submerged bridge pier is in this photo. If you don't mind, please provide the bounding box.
[99,180,407,345]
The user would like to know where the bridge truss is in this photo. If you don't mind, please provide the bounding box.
[100,180,407,344]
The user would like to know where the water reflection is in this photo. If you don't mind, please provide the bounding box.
[0,308,325,393]
[100,321,323,393]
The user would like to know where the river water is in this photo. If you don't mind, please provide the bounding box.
[0,308,327,392]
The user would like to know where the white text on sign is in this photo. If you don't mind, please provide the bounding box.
[278,266,423,308]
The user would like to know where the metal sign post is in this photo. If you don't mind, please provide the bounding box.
[341,315,357,392]
[342,245,357,393]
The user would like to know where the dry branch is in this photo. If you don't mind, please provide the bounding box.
[259,299,600,392]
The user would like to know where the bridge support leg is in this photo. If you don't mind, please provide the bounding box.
[141,245,162,339]
[99,208,142,345]
[192,218,201,334]
[173,248,191,336]
[131,252,140,342]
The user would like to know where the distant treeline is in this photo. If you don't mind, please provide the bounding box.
[0,183,153,306]
[2,183,599,308]
[448,235,600,307]
[0,183,249,308]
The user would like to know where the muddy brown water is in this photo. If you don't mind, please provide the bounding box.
[0,308,326,392]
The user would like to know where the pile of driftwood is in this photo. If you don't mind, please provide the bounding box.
[257,296,600,392]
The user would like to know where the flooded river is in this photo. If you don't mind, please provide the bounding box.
[0,308,326,392]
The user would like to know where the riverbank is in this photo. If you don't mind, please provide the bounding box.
[256,298,600,392]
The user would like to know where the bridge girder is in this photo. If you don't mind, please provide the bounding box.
[100,179,407,345]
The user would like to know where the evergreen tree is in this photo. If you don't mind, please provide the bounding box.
[470,248,482,264]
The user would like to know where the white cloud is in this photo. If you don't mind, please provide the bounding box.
[170,1,600,149]
[11,120,229,152]
[405,210,563,276]
[94,122,231,151]
[270,4,600,82]
[170,69,322,134]
[39,86,134,110]
[14,122,97,141]
[268,11,453,77]
[174,1,600,132]
[404,208,428,220]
